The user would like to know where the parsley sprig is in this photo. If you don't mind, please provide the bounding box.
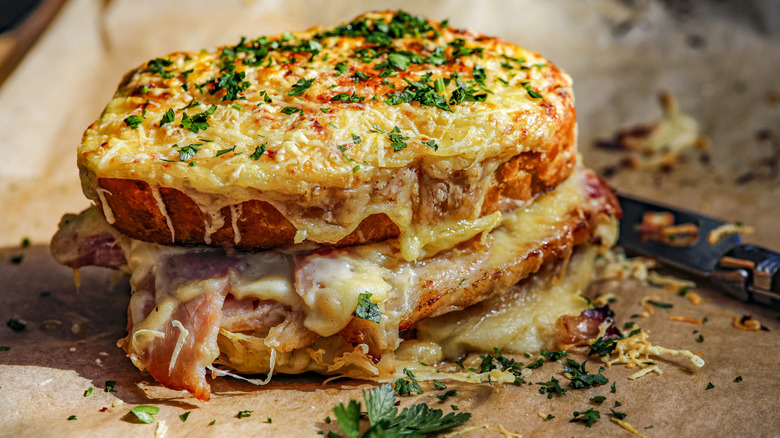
[330,384,471,437]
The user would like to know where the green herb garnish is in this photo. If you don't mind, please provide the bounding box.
[570,408,600,427]
[330,384,470,437]
[354,292,381,323]
[388,126,409,152]
[130,406,160,424]
[288,77,315,96]
[237,410,253,419]
[537,377,567,398]
[124,115,144,129]
[250,143,267,160]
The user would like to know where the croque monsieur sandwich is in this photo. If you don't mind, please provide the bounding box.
[50,11,620,401]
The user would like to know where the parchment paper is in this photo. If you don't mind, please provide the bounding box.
[1,1,779,436]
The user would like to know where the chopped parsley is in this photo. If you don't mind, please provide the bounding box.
[590,396,606,403]
[180,105,216,133]
[611,382,616,393]
[436,390,457,404]
[388,126,409,152]
[526,357,545,369]
[432,380,447,390]
[105,381,117,392]
[588,337,617,357]
[331,92,365,103]
[84,387,93,397]
[334,61,349,75]
[422,139,439,151]
[237,410,253,419]
[203,65,251,101]
[614,400,622,407]
[705,382,714,390]
[696,334,704,343]
[449,79,487,105]
[351,133,362,144]
[522,83,542,99]
[288,77,315,96]
[647,299,673,309]
[10,255,23,264]
[124,115,144,129]
[564,359,609,389]
[209,420,216,426]
[570,408,600,427]
[259,90,273,104]
[215,145,237,157]
[394,368,423,396]
[354,292,381,323]
[67,415,77,421]
[231,103,243,110]
[250,143,267,160]
[0,347,9,351]
[179,412,190,422]
[280,106,303,116]
[610,408,627,420]
[160,108,175,127]
[320,107,331,113]
[352,71,371,82]
[541,350,567,361]
[384,73,450,111]
[735,376,743,382]
[330,384,470,437]
[148,58,174,78]
[628,328,642,338]
[537,377,567,398]
[174,144,201,162]
[129,406,160,424]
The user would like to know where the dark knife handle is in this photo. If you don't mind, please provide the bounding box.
[712,244,780,309]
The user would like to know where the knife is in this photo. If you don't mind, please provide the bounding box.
[617,193,780,309]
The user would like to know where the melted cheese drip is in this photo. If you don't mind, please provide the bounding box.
[95,188,116,224]
[298,256,392,337]
[150,185,175,242]
[396,246,597,363]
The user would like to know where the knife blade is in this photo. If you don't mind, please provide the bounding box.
[617,193,780,309]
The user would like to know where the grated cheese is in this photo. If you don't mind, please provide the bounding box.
[708,223,754,245]
[598,329,704,378]
[444,423,522,438]
[155,420,168,438]
[733,315,763,331]
[646,272,696,293]
[169,320,190,374]
[668,316,702,325]
[685,292,704,306]
[611,417,648,438]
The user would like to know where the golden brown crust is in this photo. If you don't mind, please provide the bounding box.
[96,138,575,249]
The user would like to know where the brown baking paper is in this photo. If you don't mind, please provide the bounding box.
[1,0,779,436]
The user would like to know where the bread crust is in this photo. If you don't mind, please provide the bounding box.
[96,138,575,249]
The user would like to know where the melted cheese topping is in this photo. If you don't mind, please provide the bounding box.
[79,11,572,194]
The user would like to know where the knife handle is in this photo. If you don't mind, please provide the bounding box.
[712,244,780,309]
